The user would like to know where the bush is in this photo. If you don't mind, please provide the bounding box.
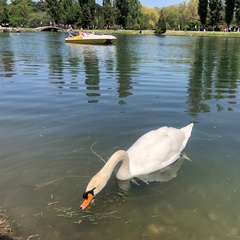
[132,23,140,30]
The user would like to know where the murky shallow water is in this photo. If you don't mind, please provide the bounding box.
[0,32,240,239]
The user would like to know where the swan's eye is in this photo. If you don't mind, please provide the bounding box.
[83,188,95,199]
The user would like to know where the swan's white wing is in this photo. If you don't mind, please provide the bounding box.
[127,127,186,177]
[136,154,186,184]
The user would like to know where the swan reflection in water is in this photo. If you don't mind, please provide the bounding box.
[117,153,189,193]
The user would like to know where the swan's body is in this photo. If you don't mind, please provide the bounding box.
[80,123,194,209]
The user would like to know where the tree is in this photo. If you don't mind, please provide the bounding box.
[32,0,47,12]
[198,0,208,28]
[10,0,21,5]
[115,0,129,28]
[0,0,9,24]
[165,9,179,29]
[182,0,199,30]
[95,4,104,28]
[141,6,158,29]
[127,0,142,29]
[225,0,235,29]
[3,0,240,31]
[9,0,31,26]
[155,9,166,34]
[235,0,240,31]
[28,11,50,27]
[79,0,95,27]
[81,3,92,27]
[87,0,96,25]
[103,0,117,28]
[62,0,81,25]
[178,2,187,29]
[209,0,223,30]
[45,0,63,24]
[103,0,111,5]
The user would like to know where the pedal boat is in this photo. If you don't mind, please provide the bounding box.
[65,34,117,44]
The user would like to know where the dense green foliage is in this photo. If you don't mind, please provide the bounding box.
[209,0,223,29]
[198,0,208,27]
[225,0,235,28]
[0,0,239,31]
[236,0,240,26]
[199,0,239,30]
[0,0,9,23]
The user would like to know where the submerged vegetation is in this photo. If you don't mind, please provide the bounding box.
[0,208,21,240]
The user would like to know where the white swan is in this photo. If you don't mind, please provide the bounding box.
[80,123,194,209]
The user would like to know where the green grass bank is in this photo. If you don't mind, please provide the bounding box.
[1,27,240,37]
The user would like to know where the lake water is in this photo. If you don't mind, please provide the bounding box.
[0,32,240,240]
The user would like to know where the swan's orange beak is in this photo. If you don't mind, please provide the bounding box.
[80,192,94,210]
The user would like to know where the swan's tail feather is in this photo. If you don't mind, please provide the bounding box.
[181,123,194,138]
[180,123,194,151]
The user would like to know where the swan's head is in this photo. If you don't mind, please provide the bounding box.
[80,188,95,210]
[80,173,107,210]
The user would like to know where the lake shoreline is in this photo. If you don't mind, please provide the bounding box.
[94,29,240,38]
[1,27,240,37]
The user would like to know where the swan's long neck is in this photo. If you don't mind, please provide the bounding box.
[99,150,131,181]
[86,150,131,196]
